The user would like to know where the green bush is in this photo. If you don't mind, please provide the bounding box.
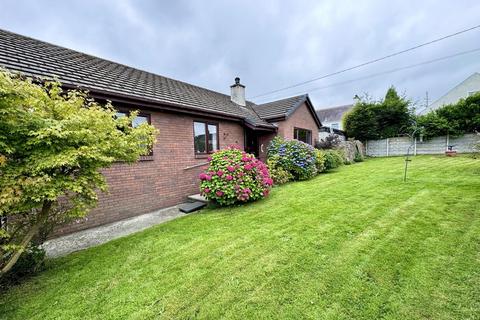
[323,149,344,170]
[314,149,326,173]
[354,151,364,162]
[266,156,294,185]
[199,146,272,206]
[336,149,349,165]
[267,137,317,180]
[343,87,412,140]
[0,69,157,275]
[0,245,45,290]
[416,92,480,139]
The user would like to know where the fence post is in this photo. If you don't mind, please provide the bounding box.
[365,140,368,156]
[446,134,449,151]
[386,138,389,157]
[414,137,417,156]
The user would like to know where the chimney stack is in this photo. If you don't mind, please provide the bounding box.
[230,77,246,106]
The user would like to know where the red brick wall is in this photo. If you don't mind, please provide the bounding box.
[276,102,319,142]
[257,102,320,160]
[55,110,245,235]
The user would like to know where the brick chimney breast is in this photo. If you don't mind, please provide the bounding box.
[230,77,246,106]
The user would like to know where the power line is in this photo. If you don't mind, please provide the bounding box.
[254,47,480,103]
[249,24,480,100]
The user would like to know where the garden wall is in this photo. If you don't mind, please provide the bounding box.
[365,133,479,157]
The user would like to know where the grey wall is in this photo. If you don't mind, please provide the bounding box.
[365,133,479,157]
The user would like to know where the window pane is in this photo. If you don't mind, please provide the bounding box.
[194,122,206,153]
[115,111,127,118]
[132,115,149,128]
[208,124,218,152]
[294,128,311,144]
[331,123,339,130]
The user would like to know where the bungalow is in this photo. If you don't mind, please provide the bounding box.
[0,29,322,235]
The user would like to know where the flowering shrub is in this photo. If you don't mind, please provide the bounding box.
[314,149,326,173]
[322,149,344,170]
[266,155,294,185]
[199,146,272,206]
[267,136,317,180]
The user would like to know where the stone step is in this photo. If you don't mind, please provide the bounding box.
[179,201,206,213]
[187,193,208,203]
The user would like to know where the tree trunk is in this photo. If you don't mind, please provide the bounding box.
[1,200,53,275]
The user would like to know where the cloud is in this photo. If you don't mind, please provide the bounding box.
[0,0,479,110]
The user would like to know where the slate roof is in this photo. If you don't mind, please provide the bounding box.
[253,94,322,128]
[253,95,306,119]
[316,104,353,123]
[0,29,273,129]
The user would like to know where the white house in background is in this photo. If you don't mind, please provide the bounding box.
[316,104,353,140]
[423,72,480,114]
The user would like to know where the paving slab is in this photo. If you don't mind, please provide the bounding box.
[43,205,185,258]
[187,193,208,203]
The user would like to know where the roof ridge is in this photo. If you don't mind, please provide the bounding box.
[257,93,307,106]
[429,72,480,107]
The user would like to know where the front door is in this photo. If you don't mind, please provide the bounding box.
[245,128,259,157]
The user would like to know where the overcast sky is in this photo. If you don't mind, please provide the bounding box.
[1,0,479,111]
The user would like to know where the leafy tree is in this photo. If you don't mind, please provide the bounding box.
[0,70,157,274]
[416,92,480,138]
[376,86,412,138]
[416,112,451,138]
[343,87,413,141]
[343,100,380,140]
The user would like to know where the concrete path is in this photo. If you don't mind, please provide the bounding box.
[43,205,185,258]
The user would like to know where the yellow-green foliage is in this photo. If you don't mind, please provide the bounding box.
[314,149,326,173]
[0,70,157,272]
[266,155,294,185]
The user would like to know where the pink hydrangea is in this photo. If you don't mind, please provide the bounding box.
[198,148,271,205]
[263,178,273,186]
[199,173,212,181]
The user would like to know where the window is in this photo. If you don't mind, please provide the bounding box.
[294,127,312,144]
[116,110,152,155]
[331,123,339,130]
[194,121,219,154]
[115,111,150,128]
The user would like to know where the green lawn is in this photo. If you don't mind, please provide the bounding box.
[1,155,479,319]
